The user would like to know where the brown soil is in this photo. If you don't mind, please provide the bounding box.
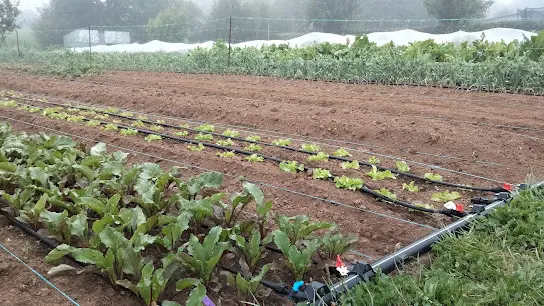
[1,70,543,305]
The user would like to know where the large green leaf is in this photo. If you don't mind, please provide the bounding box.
[99,226,129,251]
[72,165,95,180]
[68,212,88,241]
[78,197,106,216]
[72,248,107,266]
[90,143,107,156]
[131,232,156,252]
[187,172,223,195]
[139,163,163,181]
[134,178,158,204]
[186,284,207,306]
[137,262,154,306]
[45,244,75,263]
[28,167,49,188]
[0,161,17,172]
[119,207,147,233]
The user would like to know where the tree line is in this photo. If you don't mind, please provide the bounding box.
[0,0,494,47]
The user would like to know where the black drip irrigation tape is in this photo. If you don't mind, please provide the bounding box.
[9,95,508,194]
[9,102,469,217]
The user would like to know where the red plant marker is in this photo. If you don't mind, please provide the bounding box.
[503,183,513,192]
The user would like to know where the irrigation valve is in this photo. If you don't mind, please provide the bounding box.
[336,255,349,277]
[444,201,464,213]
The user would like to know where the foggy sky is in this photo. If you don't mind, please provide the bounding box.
[17,0,543,18]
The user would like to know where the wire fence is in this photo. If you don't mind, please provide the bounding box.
[3,13,544,53]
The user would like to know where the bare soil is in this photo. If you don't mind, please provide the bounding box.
[0,70,543,305]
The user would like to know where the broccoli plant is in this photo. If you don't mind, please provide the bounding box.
[341,160,360,170]
[279,161,304,173]
[307,152,329,163]
[222,129,240,138]
[367,166,396,181]
[396,161,410,173]
[334,176,364,191]
[333,148,352,157]
[312,168,332,180]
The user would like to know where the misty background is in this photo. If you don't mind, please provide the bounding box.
[9,0,544,48]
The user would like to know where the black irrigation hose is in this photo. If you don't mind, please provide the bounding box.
[9,95,507,193]
[9,102,468,217]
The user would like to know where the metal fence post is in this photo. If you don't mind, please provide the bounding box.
[16,30,21,57]
[228,17,232,67]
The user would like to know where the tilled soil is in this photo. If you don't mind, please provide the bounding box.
[0,70,543,305]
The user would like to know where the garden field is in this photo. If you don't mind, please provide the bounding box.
[0,69,543,305]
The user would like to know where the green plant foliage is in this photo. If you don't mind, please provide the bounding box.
[144,134,162,142]
[272,139,291,146]
[86,120,101,127]
[333,148,352,157]
[274,215,333,244]
[396,161,410,173]
[375,188,397,200]
[319,230,358,260]
[245,154,264,162]
[195,124,214,132]
[402,181,420,192]
[216,151,235,158]
[341,160,360,170]
[307,152,329,163]
[101,124,118,131]
[244,144,262,152]
[195,133,213,141]
[367,165,396,181]
[334,176,364,191]
[216,138,234,146]
[174,131,189,137]
[312,168,332,180]
[120,129,138,136]
[431,190,461,202]
[273,230,321,280]
[368,156,381,165]
[245,135,261,142]
[301,143,320,153]
[222,129,240,138]
[279,160,304,173]
[149,125,164,132]
[187,143,205,151]
[425,172,443,182]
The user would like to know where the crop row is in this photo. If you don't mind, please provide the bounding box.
[1,32,544,93]
[0,121,363,305]
[0,96,496,216]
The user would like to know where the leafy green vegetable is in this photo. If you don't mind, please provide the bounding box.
[396,161,411,173]
[86,120,101,127]
[101,124,118,131]
[312,168,332,180]
[244,144,262,152]
[333,148,352,157]
[375,188,397,200]
[402,181,420,192]
[144,134,162,142]
[307,152,329,163]
[279,161,304,173]
[275,215,333,244]
[431,190,461,203]
[174,131,189,137]
[149,125,164,132]
[245,154,264,163]
[131,120,145,128]
[195,124,214,132]
[216,151,235,158]
[222,129,240,138]
[301,143,320,152]
[368,156,381,165]
[195,133,213,141]
[234,263,273,299]
[367,165,396,181]
[341,160,360,170]
[319,231,358,260]
[156,120,165,124]
[272,139,291,146]
[187,143,205,151]
[119,112,134,117]
[425,172,444,182]
[245,135,261,142]
[273,230,320,280]
[216,139,234,146]
[334,176,364,191]
[120,129,138,136]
